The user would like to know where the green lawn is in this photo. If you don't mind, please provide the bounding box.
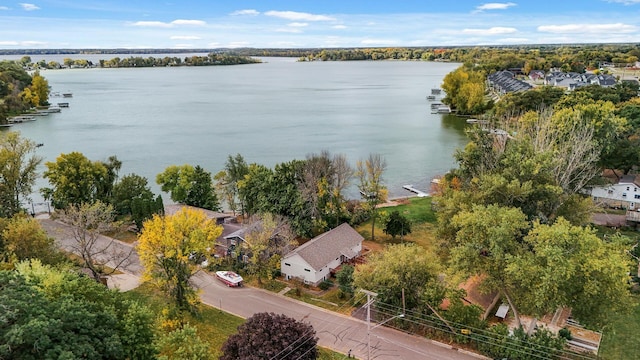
[357,196,440,251]
[598,295,640,360]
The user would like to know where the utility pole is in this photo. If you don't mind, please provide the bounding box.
[360,289,378,360]
[360,289,405,360]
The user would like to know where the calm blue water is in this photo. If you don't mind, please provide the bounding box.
[10,57,468,205]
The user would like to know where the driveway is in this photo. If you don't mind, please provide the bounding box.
[39,217,484,360]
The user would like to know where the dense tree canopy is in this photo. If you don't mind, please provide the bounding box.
[1,260,157,360]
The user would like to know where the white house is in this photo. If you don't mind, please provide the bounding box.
[281,223,364,286]
[591,174,640,210]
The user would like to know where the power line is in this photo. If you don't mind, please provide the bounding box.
[374,301,594,360]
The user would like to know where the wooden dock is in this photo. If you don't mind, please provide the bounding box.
[402,185,429,197]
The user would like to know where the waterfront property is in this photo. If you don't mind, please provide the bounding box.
[281,223,363,286]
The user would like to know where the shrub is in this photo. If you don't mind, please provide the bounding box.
[319,280,333,291]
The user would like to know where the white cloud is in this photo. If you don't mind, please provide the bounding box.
[361,38,398,45]
[333,25,347,29]
[19,3,40,11]
[288,22,308,27]
[462,27,518,35]
[130,19,205,28]
[475,2,517,11]
[275,28,302,33]
[605,0,640,4]
[171,19,205,26]
[208,42,220,47]
[264,10,335,21]
[131,21,172,28]
[0,6,9,10]
[230,9,259,16]
[0,41,19,45]
[170,35,201,40]
[538,23,636,33]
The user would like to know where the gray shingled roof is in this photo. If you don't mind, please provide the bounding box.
[283,223,364,271]
[164,204,231,220]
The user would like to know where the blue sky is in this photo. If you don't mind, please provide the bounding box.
[1,1,640,48]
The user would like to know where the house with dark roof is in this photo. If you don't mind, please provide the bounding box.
[487,70,533,94]
[281,223,363,285]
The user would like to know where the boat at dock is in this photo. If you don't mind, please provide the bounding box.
[431,88,442,95]
[8,115,36,124]
[431,105,451,114]
[57,102,70,108]
[62,92,73,98]
[466,118,489,125]
[215,271,243,287]
[37,106,61,114]
[426,95,437,101]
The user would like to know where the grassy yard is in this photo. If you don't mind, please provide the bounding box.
[598,295,640,360]
[356,196,440,251]
[125,282,350,359]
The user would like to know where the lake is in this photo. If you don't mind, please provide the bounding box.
[8,57,468,206]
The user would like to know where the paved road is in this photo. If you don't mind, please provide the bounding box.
[39,217,484,360]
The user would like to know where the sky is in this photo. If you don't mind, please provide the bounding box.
[1,0,640,49]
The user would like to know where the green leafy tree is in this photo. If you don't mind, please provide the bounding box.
[224,153,249,215]
[29,70,49,106]
[111,173,155,215]
[449,204,529,327]
[156,164,220,211]
[356,153,387,241]
[184,165,220,211]
[131,194,165,231]
[220,312,318,360]
[383,210,412,239]
[243,213,296,285]
[237,163,273,217]
[507,218,632,327]
[0,131,42,217]
[42,151,108,209]
[0,215,62,265]
[336,264,355,297]
[156,324,211,360]
[137,207,222,311]
[354,243,444,311]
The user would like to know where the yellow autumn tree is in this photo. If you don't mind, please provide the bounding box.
[137,207,222,311]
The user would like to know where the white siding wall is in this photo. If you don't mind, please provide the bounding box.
[281,243,363,286]
[592,183,640,209]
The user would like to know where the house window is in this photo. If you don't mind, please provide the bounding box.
[284,263,291,266]
[635,195,640,199]
[304,268,311,272]
[623,193,627,198]
[635,188,638,192]
[627,187,630,191]
[608,190,614,194]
